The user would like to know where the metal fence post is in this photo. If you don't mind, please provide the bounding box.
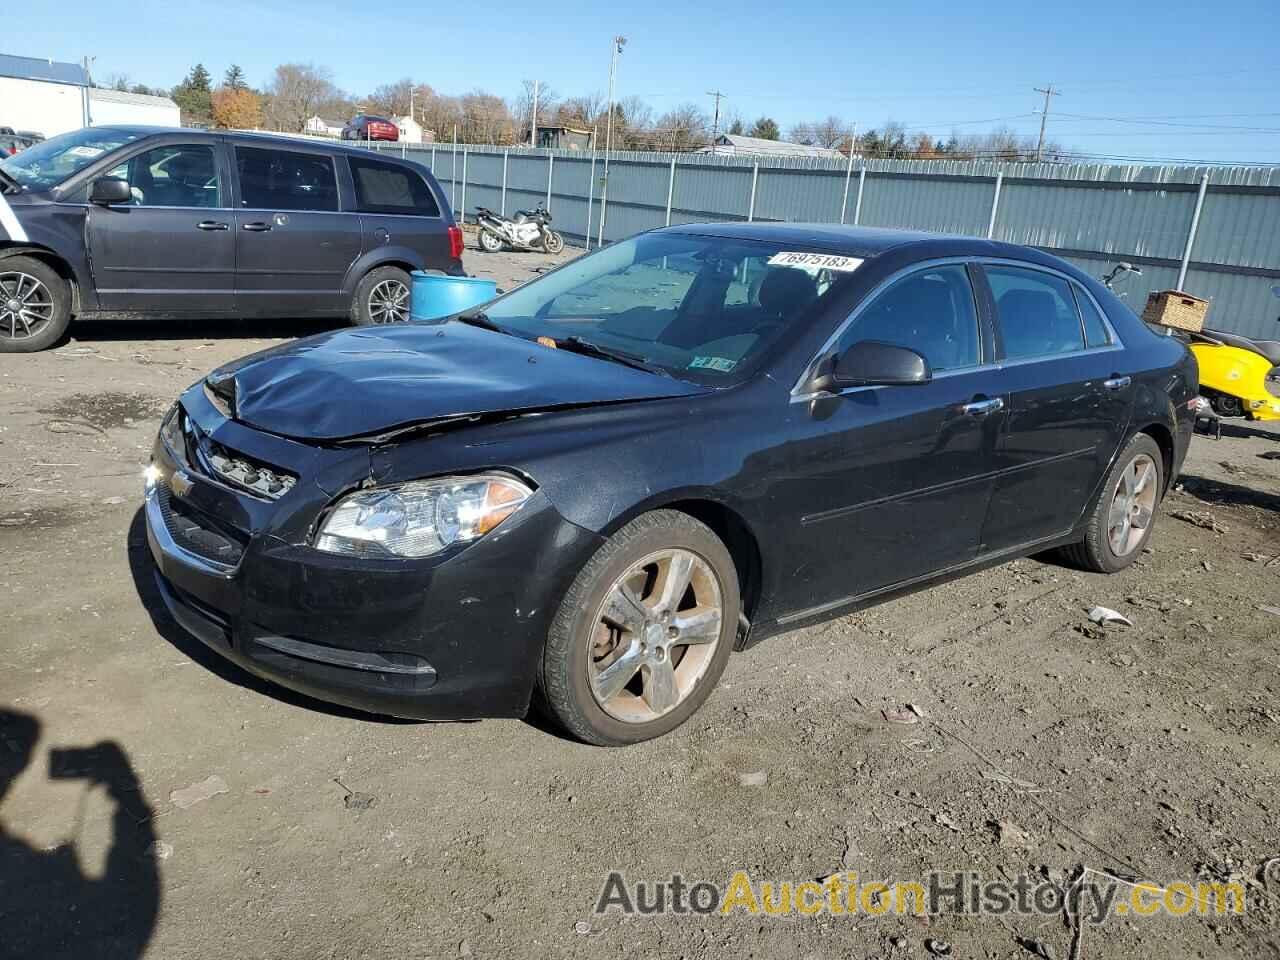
[501,150,508,216]
[665,155,676,226]
[460,149,468,224]
[1177,173,1210,291]
[451,138,458,212]
[431,144,436,170]
[585,139,598,250]
[546,153,554,210]
[839,150,855,224]
[853,169,866,225]
[747,163,759,222]
[986,171,1004,239]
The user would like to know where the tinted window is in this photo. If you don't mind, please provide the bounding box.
[236,147,338,211]
[349,157,440,216]
[1073,285,1113,347]
[837,264,980,372]
[0,127,141,190]
[987,266,1084,360]
[105,144,221,208]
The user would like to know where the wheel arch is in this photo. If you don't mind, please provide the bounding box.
[342,248,424,296]
[0,244,82,313]
[1135,420,1175,493]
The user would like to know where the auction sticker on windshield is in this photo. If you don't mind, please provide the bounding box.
[767,252,864,271]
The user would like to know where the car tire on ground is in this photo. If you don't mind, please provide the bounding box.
[1060,432,1165,574]
[537,509,740,746]
[0,255,71,353]
[350,265,411,326]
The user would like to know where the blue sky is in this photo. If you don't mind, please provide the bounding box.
[11,0,1280,163]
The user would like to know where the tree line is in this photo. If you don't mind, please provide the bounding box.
[101,64,1067,161]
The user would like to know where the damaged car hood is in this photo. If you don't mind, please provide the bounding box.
[206,322,708,441]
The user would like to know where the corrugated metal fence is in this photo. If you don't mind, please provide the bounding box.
[362,139,1280,339]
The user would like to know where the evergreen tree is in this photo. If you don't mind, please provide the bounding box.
[748,117,779,140]
[223,64,247,91]
[172,64,214,127]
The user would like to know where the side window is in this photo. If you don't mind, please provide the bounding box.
[987,266,1084,360]
[235,147,339,212]
[104,144,221,208]
[1073,284,1113,348]
[837,264,980,372]
[349,157,440,216]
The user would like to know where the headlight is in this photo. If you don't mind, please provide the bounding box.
[315,474,533,559]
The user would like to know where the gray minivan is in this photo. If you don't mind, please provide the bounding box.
[0,127,464,352]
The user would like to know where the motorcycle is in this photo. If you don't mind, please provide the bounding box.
[1103,263,1280,424]
[474,204,564,255]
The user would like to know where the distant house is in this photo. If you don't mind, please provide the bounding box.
[396,115,423,144]
[698,134,843,160]
[0,52,90,138]
[88,87,179,128]
[304,115,343,137]
[530,124,593,151]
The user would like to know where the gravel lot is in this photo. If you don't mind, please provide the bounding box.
[1,245,1279,960]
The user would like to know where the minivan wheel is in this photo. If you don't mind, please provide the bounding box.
[351,266,411,326]
[1060,432,1164,574]
[478,230,503,253]
[537,510,740,746]
[0,257,71,353]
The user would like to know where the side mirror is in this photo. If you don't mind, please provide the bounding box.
[831,340,932,388]
[90,177,132,205]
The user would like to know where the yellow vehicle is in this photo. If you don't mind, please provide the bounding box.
[1188,329,1280,421]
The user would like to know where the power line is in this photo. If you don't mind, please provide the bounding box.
[707,89,726,145]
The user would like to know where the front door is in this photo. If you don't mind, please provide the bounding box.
[86,142,235,313]
[774,262,1008,619]
[978,264,1133,552]
[232,145,363,315]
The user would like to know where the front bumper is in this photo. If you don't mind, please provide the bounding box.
[144,415,604,720]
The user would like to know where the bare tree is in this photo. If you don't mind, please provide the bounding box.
[262,63,343,133]
[788,116,847,149]
[459,90,512,144]
[366,78,416,118]
[652,103,710,152]
[557,92,605,127]
[511,80,557,142]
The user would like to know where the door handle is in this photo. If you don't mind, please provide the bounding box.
[241,221,272,232]
[961,397,1005,417]
[1102,375,1131,391]
[196,220,229,231]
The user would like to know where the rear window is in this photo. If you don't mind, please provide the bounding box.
[235,146,339,212]
[349,156,439,216]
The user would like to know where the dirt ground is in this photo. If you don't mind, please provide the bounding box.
[2,245,1279,960]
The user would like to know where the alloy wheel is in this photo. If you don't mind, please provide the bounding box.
[368,279,410,323]
[0,272,55,342]
[587,548,724,723]
[1107,453,1158,557]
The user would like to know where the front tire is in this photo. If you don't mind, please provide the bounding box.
[1060,433,1164,573]
[538,510,740,746]
[0,256,71,353]
[478,229,503,253]
[350,266,411,326]
[542,231,565,255]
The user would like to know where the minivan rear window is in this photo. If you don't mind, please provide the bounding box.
[349,156,440,216]
[236,147,339,212]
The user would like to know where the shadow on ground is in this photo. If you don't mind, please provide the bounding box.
[66,315,338,345]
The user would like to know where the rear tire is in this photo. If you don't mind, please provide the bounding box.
[1059,433,1164,573]
[478,230,503,253]
[0,256,71,353]
[537,510,740,746]
[350,266,411,326]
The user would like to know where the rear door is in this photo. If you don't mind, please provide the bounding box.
[86,141,235,313]
[347,155,452,271]
[978,263,1132,552]
[231,144,363,315]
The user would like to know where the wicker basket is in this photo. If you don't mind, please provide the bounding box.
[1141,289,1209,333]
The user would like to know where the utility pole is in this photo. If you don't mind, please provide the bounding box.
[599,35,627,246]
[707,90,726,151]
[1034,84,1059,162]
[530,79,539,148]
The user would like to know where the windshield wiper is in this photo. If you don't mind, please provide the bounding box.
[452,311,509,334]
[559,336,671,376]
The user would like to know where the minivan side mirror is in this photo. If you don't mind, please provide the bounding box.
[831,340,932,388]
[90,177,132,205]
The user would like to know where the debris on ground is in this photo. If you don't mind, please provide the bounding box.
[738,770,768,787]
[934,811,960,832]
[147,841,174,861]
[1168,509,1227,533]
[1088,605,1133,627]
[334,777,378,811]
[882,707,920,725]
[169,775,229,810]
[1260,605,1280,618]
[925,938,954,957]
[981,768,1041,791]
[1016,937,1056,959]
[990,818,1032,848]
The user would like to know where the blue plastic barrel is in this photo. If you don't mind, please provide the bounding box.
[409,271,498,322]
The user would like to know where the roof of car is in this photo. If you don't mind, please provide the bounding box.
[86,126,416,159]
[664,222,965,255]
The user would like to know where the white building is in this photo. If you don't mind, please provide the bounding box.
[304,115,344,137]
[0,53,90,138]
[88,87,179,128]
[698,134,844,160]
[396,115,423,144]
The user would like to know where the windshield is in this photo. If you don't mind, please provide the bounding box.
[481,232,859,384]
[0,128,141,190]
